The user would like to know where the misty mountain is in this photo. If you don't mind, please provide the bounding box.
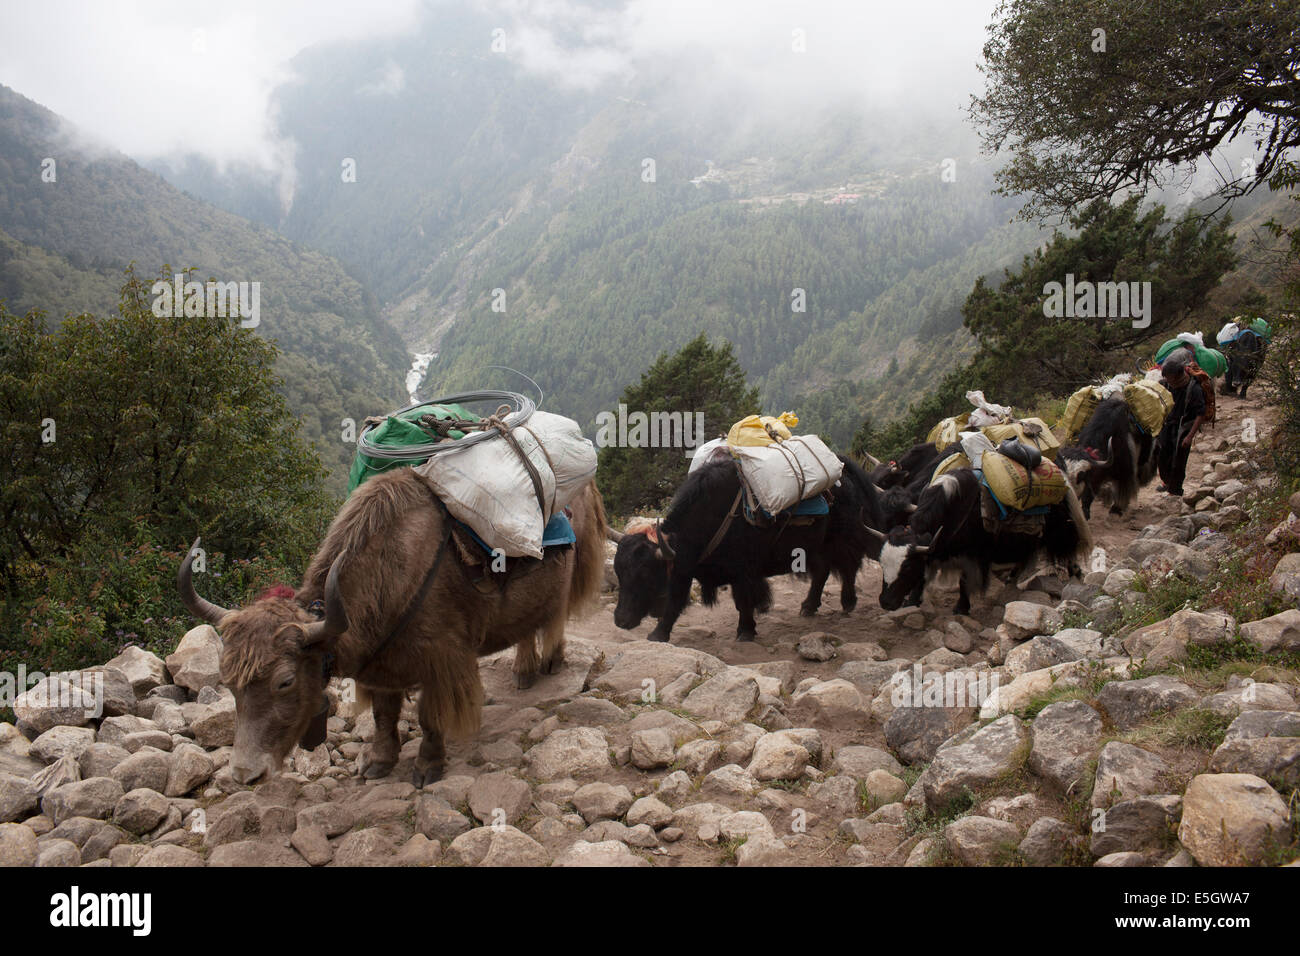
[0,84,408,482]
[138,4,1045,448]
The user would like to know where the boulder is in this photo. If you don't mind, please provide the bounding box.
[681,669,760,723]
[1028,700,1103,794]
[446,826,550,867]
[1002,601,1062,640]
[918,715,1029,813]
[1178,773,1291,867]
[1240,609,1300,654]
[1090,795,1180,857]
[1268,553,1300,601]
[1018,817,1082,865]
[165,624,223,692]
[943,816,1021,866]
[552,840,650,867]
[570,782,633,823]
[41,777,125,824]
[103,646,170,696]
[1208,738,1300,788]
[523,728,611,780]
[1096,675,1198,730]
[884,703,978,765]
[13,677,97,734]
[466,772,533,826]
[747,734,810,782]
[1223,711,1300,742]
[1092,742,1171,809]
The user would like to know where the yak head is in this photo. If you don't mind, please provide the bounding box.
[176,538,348,785]
[874,526,941,611]
[1061,439,1113,496]
[610,524,674,630]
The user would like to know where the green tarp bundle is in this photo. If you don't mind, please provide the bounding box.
[347,403,480,493]
[1155,339,1227,378]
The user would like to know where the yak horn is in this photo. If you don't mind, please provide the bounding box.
[177,537,230,626]
[304,550,349,646]
[864,525,887,542]
[913,525,945,556]
[905,502,918,513]
[861,452,882,469]
[655,520,675,561]
[606,527,625,544]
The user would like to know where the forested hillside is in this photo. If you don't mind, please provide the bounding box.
[0,85,408,483]
[140,4,1042,450]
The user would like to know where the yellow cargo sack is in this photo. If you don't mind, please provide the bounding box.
[1060,386,1101,443]
[930,452,970,483]
[1124,380,1173,434]
[927,413,970,449]
[980,418,1061,462]
[981,451,1068,511]
[727,412,799,447]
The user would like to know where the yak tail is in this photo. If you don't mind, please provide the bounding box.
[1063,481,1093,558]
[567,481,608,618]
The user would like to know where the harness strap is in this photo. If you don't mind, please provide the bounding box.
[700,489,743,563]
[354,495,454,682]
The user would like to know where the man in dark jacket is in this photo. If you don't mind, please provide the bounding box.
[1155,350,1206,496]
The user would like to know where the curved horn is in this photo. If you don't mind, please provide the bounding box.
[861,452,882,469]
[655,520,675,561]
[864,525,887,542]
[606,527,625,544]
[905,502,918,514]
[912,525,944,556]
[177,537,230,625]
[304,550,349,646]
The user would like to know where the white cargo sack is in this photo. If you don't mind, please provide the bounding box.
[730,435,843,516]
[1217,322,1241,345]
[688,437,731,474]
[415,411,597,559]
[965,390,1013,428]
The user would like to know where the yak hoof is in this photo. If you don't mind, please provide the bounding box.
[411,761,445,788]
[541,653,565,675]
[647,627,671,643]
[736,629,757,643]
[798,603,818,617]
[359,754,396,780]
[514,670,538,691]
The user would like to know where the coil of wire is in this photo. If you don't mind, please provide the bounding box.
[355,390,536,461]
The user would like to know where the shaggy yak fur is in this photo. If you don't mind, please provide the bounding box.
[179,468,606,787]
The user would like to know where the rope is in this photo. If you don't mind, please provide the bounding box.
[356,390,535,461]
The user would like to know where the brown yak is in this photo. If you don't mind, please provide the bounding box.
[177,467,607,787]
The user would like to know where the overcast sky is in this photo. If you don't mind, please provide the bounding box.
[0,0,999,170]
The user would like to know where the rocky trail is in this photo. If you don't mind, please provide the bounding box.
[2,392,1297,868]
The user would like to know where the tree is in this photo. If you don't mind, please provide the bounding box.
[972,0,1300,221]
[0,267,335,671]
[596,335,759,516]
[959,196,1236,402]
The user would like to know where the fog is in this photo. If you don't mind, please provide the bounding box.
[0,0,999,175]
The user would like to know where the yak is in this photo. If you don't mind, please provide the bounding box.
[177,467,607,787]
[1222,329,1268,398]
[1058,397,1157,519]
[869,441,942,490]
[611,455,890,643]
[875,467,1091,616]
